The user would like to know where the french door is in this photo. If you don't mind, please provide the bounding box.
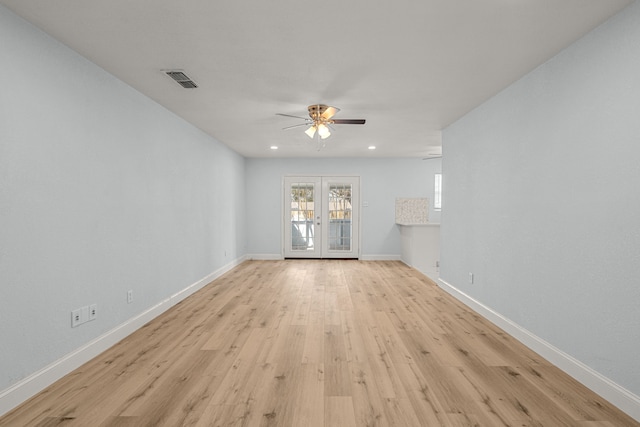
[284,176,360,259]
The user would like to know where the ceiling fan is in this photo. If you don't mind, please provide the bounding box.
[276,104,366,141]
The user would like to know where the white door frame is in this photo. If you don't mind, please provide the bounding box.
[283,175,360,259]
[283,176,322,258]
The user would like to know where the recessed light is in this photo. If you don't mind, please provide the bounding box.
[270,146,278,150]
[368,146,376,150]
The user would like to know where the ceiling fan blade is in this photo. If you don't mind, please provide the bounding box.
[331,119,366,125]
[282,123,311,130]
[320,106,340,120]
[276,113,311,120]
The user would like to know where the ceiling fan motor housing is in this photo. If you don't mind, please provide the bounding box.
[308,104,336,122]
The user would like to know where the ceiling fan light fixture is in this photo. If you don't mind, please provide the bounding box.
[317,124,331,139]
[305,125,317,139]
[278,105,365,148]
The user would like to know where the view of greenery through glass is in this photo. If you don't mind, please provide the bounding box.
[328,184,352,250]
[290,182,353,252]
[290,184,314,250]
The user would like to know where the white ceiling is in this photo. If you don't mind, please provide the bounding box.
[1,0,631,158]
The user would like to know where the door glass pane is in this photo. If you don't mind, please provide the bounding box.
[290,183,315,251]
[328,184,352,251]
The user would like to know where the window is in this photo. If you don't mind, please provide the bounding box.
[434,173,442,210]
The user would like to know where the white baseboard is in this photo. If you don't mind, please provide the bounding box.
[400,260,439,283]
[247,253,284,260]
[437,278,640,422]
[245,254,401,261]
[0,256,247,418]
[360,254,402,261]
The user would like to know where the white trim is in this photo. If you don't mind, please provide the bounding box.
[248,253,284,260]
[250,254,402,261]
[402,261,439,283]
[250,254,400,261]
[359,254,402,261]
[281,175,285,259]
[0,256,247,417]
[282,175,362,260]
[437,278,640,422]
[434,173,442,210]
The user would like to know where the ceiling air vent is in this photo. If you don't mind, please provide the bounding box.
[164,70,198,89]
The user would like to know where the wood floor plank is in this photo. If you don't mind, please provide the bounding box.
[208,328,273,406]
[393,361,452,426]
[291,279,312,326]
[324,361,352,397]
[98,415,141,427]
[117,349,219,424]
[325,396,357,427]
[301,309,325,365]
[514,364,637,425]
[340,310,368,365]
[349,362,389,425]
[381,397,426,426]
[1,260,637,426]
[373,311,416,366]
[291,363,325,427]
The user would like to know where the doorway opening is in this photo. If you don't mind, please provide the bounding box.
[283,176,360,259]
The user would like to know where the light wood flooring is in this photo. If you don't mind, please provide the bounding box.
[1,260,637,426]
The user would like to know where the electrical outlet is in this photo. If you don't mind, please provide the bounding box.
[72,304,97,327]
[88,304,97,321]
[127,290,133,304]
[71,309,82,328]
[80,306,89,323]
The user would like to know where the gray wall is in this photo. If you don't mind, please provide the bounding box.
[0,6,246,392]
[441,1,640,396]
[245,157,441,257]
